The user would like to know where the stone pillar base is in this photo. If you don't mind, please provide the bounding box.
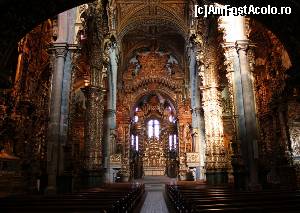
[248,182,262,191]
[45,186,56,195]
[57,175,73,193]
[206,170,228,185]
[81,170,105,188]
[45,174,57,195]
[232,169,247,190]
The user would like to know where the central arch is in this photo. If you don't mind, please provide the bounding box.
[129,92,179,178]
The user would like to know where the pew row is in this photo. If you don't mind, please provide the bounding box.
[166,184,300,213]
[0,183,145,213]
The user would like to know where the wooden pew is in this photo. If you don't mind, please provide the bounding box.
[166,184,300,213]
[0,183,145,213]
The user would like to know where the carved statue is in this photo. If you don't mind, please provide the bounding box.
[129,55,141,76]
[183,123,192,144]
[165,54,178,75]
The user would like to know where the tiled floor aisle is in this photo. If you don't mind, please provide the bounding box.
[139,176,173,213]
[140,191,169,213]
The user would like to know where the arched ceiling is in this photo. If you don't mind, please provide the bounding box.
[115,0,188,71]
[115,1,188,39]
[0,0,299,78]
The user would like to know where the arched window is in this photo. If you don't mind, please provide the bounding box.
[147,119,160,138]
[131,134,139,151]
[135,135,139,151]
[169,134,177,150]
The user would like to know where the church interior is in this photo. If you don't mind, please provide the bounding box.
[1,0,300,212]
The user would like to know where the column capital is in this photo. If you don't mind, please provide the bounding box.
[222,42,235,50]
[235,40,250,52]
[49,42,68,58]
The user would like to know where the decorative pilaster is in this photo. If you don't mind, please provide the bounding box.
[223,43,236,125]
[47,43,68,193]
[202,84,227,171]
[200,20,228,184]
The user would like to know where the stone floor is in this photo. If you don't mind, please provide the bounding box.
[140,190,169,213]
[138,176,176,213]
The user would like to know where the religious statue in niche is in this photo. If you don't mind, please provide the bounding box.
[129,55,141,77]
[115,143,123,154]
[191,131,198,152]
[183,123,192,151]
[165,54,178,75]
[163,105,172,121]
[72,90,86,117]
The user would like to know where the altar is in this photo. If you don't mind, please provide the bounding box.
[144,167,165,176]
[143,138,166,176]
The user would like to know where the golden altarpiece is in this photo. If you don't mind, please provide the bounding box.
[116,49,193,178]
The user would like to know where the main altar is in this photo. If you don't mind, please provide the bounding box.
[143,138,166,176]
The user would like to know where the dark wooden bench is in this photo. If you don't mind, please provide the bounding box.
[166,184,300,213]
[0,183,145,212]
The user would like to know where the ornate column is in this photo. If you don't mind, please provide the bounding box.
[223,43,245,188]
[200,21,228,184]
[107,41,118,151]
[82,86,104,170]
[235,39,260,189]
[103,39,119,182]
[219,15,260,189]
[59,9,79,186]
[81,0,106,186]
[47,43,68,194]
[188,38,206,180]
[46,9,80,193]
